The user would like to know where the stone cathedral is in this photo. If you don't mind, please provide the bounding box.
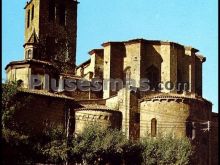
[5,0,218,164]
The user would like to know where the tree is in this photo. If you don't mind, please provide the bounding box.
[2,82,35,164]
[2,82,18,129]
[1,82,193,164]
[70,123,129,165]
[39,124,69,164]
[141,135,193,165]
[68,123,144,165]
[1,82,70,164]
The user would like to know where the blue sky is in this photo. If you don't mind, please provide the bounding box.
[2,0,218,112]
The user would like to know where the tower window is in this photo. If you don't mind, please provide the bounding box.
[124,67,131,85]
[27,49,32,59]
[17,80,24,88]
[151,118,157,137]
[65,43,69,61]
[59,4,66,25]
[49,0,55,21]
[27,10,30,28]
[146,65,159,90]
[31,5,34,20]
[186,121,196,140]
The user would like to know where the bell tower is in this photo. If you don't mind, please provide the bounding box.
[24,0,78,74]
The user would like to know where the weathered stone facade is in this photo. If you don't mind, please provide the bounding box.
[5,0,218,164]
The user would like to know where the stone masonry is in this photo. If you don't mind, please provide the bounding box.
[5,0,218,165]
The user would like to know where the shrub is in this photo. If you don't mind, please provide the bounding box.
[141,135,193,165]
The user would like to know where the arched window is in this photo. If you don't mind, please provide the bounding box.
[186,121,196,140]
[151,118,157,137]
[146,65,159,90]
[27,49,32,59]
[31,5,34,20]
[27,10,30,28]
[65,42,69,61]
[124,67,131,85]
[17,79,24,87]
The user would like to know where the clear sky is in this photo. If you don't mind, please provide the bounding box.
[2,0,218,112]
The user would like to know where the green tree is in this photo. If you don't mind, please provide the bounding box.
[2,82,45,164]
[1,82,35,164]
[69,123,144,165]
[1,82,69,164]
[70,123,129,165]
[141,135,193,165]
[39,124,69,164]
[2,82,18,129]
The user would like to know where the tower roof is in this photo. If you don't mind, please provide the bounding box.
[24,30,39,47]
[27,30,39,43]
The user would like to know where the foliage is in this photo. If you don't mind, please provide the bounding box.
[2,82,36,164]
[141,135,193,165]
[70,123,129,164]
[39,124,68,164]
[2,82,35,134]
[68,124,192,165]
[1,82,193,164]
[2,82,18,129]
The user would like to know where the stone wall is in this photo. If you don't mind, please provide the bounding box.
[91,49,104,78]
[195,56,203,96]
[77,39,205,99]
[75,49,104,80]
[106,95,119,110]
[63,89,102,100]
[74,109,122,134]
[6,67,30,88]
[13,91,78,135]
[140,43,162,82]
[185,47,196,95]
[24,0,78,72]
[103,42,125,98]
[139,96,212,165]
[114,88,140,139]
[24,0,40,43]
[211,112,218,165]
[124,42,141,87]
[140,98,189,138]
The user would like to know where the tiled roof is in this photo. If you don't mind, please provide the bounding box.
[101,38,199,52]
[140,92,212,104]
[19,89,76,101]
[60,73,82,80]
[77,99,106,105]
[5,59,53,70]
[88,49,104,55]
[76,104,117,111]
[76,59,91,69]
[27,30,39,44]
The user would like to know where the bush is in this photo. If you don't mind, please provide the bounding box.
[70,123,129,164]
[141,135,193,165]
